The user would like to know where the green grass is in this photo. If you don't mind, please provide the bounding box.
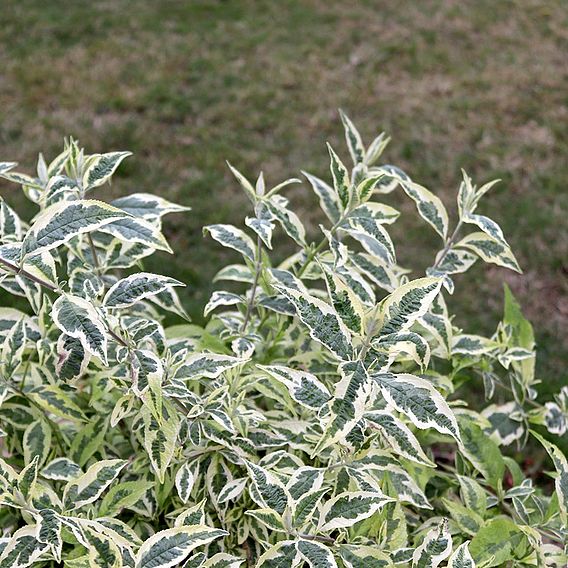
[0,0,566,389]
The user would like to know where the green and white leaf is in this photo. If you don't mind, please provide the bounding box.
[340,109,365,165]
[258,365,331,410]
[23,419,51,467]
[104,272,184,308]
[111,192,189,219]
[29,384,87,422]
[22,200,128,258]
[63,459,127,510]
[204,224,256,261]
[245,461,290,515]
[36,509,63,562]
[297,539,338,568]
[319,490,393,531]
[370,372,461,442]
[303,171,341,223]
[455,232,521,272]
[377,277,442,336]
[0,525,49,568]
[135,525,227,568]
[98,216,172,253]
[400,180,448,240]
[338,545,394,568]
[176,463,196,504]
[342,217,396,264]
[315,360,371,453]
[52,294,108,364]
[448,542,475,568]
[532,431,568,525]
[365,411,434,466]
[82,151,131,189]
[272,285,353,361]
[412,519,452,568]
[327,143,351,210]
[176,353,246,379]
[204,291,243,317]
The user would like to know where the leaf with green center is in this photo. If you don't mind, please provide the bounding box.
[23,419,51,467]
[365,411,434,467]
[36,509,62,562]
[111,192,189,219]
[338,545,394,568]
[327,143,351,210]
[203,553,245,568]
[455,232,521,272]
[104,272,184,308]
[448,542,475,568]
[63,459,127,510]
[314,360,371,454]
[135,525,227,568]
[245,509,286,533]
[204,224,256,261]
[82,151,131,189]
[297,540,337,568]
[175,353,247,379]
[370,372,461,442]
[303,171,341,223]
[531,431,568,526]
[21,200,128,258]
[0,525,49,568]
[412,518,452,568]
[98,216,172,253]
[52,294,108,364]
[377,277,442,337]
[273,285,353,361]
[258,365,331,410]
[245,461,290,515]
[265,198,306,246]
[340,109,365,165]
[319,490,393,531]
[342,217,396,264]
[399,179,448,240]
[29,385,87,422]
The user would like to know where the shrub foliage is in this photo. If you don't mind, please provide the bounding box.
[0,115,566,567]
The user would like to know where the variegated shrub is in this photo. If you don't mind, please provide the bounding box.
[0,116,566,568]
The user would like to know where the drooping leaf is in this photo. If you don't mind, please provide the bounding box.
[104,272,184,308]
[52,294,108,364]
[455,232,521,272]
[204,224,256,261]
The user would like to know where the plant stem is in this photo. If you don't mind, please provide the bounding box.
[297,215,346,277]
[87,232,101,271]
[14,385,66,452]
[241,235,263,333]
[298,533,335,544]
[431,220,463,271]
[0,257,58,292]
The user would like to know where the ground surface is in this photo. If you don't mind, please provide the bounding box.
[0,0,566,389]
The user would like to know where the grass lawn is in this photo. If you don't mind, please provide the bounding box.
[0,0,566,390]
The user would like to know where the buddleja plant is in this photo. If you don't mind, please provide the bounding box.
[0,114,566,568]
